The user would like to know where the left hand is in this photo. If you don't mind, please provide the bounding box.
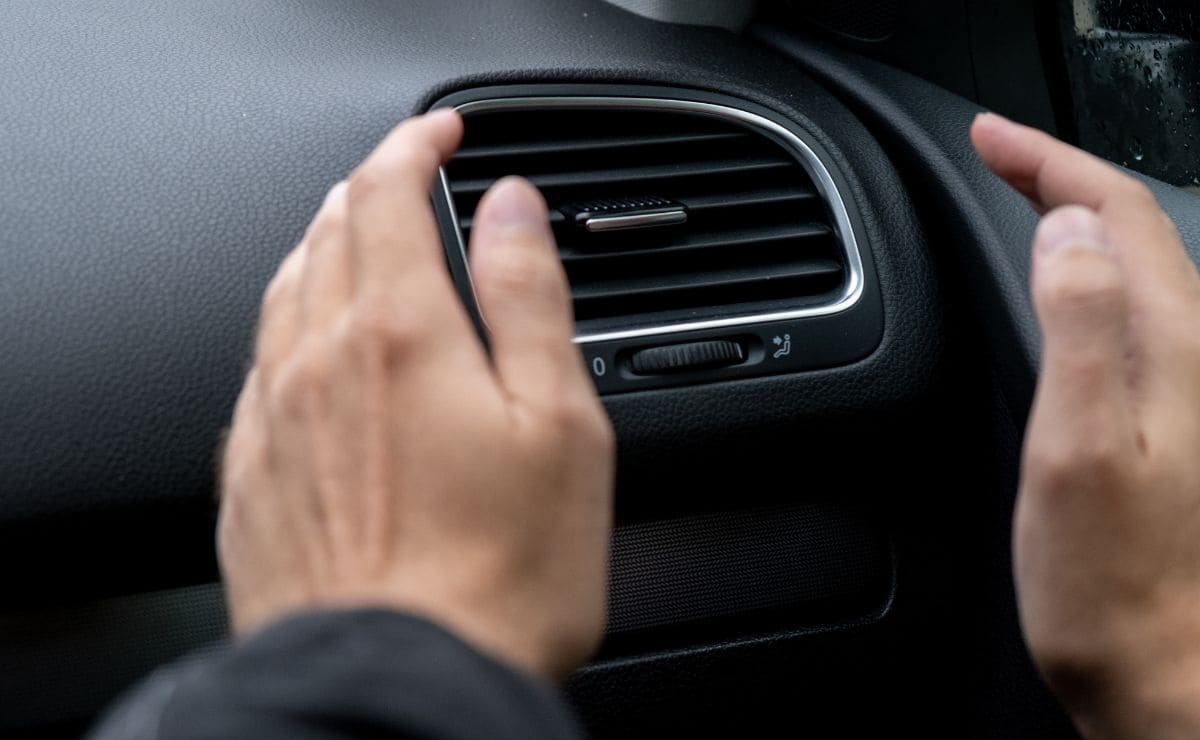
[217,110,616,680]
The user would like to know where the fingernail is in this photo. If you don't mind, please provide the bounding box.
[424,108,459,125]
[481,177,548,233]
[324,180,348,205]
[974,111,1015,128]
[1034,205,1111,257]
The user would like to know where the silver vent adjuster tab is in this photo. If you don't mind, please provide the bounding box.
[560,196,688,233]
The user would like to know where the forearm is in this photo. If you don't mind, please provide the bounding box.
[87,610,584,740]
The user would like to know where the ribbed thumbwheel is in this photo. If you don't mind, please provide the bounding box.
[629,340,746,375]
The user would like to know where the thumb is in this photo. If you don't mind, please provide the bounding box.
[1028,205,1133,449]
[468,177,588,403]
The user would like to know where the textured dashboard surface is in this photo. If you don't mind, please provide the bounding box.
[752,28,1200,737]
[757,25,1200,422]
[0,1,1012,736]
[0,0,937,553]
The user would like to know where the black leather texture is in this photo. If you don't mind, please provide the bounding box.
[755,25,1200,423]
[0,0,938,572]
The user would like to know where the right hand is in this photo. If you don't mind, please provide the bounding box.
[218,110,615,681]
[974,113,1200,739]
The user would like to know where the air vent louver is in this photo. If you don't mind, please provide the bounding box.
[441,99,857,339]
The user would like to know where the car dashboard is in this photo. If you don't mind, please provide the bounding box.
[1,1,1198,737]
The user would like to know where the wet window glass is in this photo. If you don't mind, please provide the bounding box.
[1061,0,1199,191]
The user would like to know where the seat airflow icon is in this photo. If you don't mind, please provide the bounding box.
[772,334,791,359]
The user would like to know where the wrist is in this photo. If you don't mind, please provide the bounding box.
[1041,602,1200,740]
[1067,665,1200,740]
[304,576,599,682]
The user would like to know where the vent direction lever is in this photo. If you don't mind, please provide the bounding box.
[560,196,687,233]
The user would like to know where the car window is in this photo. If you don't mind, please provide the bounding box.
[1062,0,1199,191]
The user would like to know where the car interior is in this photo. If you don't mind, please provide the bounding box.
[2,0,1198,736]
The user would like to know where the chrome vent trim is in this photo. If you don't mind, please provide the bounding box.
[436,96,866,345]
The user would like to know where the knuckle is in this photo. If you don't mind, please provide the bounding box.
[485,246,565,301]
[260,248,304,314]
[1026,432,1128,490]
[542,393,613,450]
[340,300,425,359]
[557,618,605,672]
[384,141,440,175]
[269,343,336,418]
[1122,179,1157,210]
[586,404,617,455]
[216,487,252,567]
[310,196,349,240]
[347,164,385,203]
[544,396,588,435]
[261,269,293,314]
[1159,210,1182,240]
[1027,635,1111,702]
[1159,314,1200,363]
[1073,434,1128,474]
[349,145,436,200]
[216,505,240,558]
[1038,258,1124,316]
[220,430,254,484]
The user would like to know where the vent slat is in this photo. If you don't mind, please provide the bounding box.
[557,223,831,265]
[680,186,819,213]
[449,156,793,197]
[459,210,566,231]
[572,259,843,304]
[442,103,849,330]
[457,188,817,230]
[456,184,816,227]
[459,219,829,253]
[454,131,748,162]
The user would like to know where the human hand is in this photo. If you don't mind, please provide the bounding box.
[217,110,615,680]
[973,113,1200,739]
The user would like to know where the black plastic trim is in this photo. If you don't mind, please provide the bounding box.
[429,84,885,394]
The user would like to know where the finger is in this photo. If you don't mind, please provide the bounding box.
[255,243,307,383]
[346,110,463,307]
[300,181,352,332]
[971,113,1197,296]
[468,177,589,402]
[220,369,268,489]
[1028,206,1135,450]
[972,113,1144,215]
[216,370,309,637]
[973,113,1200,415]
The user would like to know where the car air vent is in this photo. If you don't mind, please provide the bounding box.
[440,97,862,341]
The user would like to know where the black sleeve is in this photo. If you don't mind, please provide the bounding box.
[85,609,586,740]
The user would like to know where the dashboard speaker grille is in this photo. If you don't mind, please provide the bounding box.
[605,503,891,641]
[440,98,855,339]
